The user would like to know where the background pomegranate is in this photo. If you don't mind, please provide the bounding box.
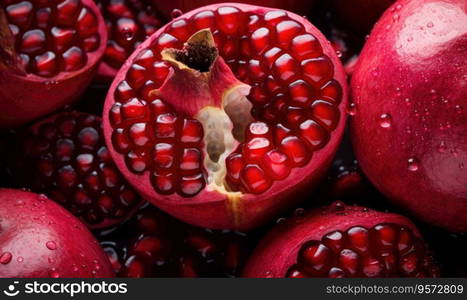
[5,111,143,229]
[0,0,107,128]
[95,0,165,81]
[0,188,114,278]
[243,202,440,278]
[350,0,467,232]
[99,205,252,277]
[150,0,314,19]
[103,3,348,230]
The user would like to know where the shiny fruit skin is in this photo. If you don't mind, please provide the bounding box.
[350,0,467,232]
[0,189,114,278]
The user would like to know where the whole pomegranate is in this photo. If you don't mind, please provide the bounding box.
[350,0,467,232]
[103,3,348,230]
[95,0,165,81]
[6,111,143,229]
[100,206,251,277]
[0,0,108,128]
[150,0,314,19]
[0,189,114,278]
[243,202,440,278]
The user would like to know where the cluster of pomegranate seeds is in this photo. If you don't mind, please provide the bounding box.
[101,207,250,277]
[110,97,206,196]
[95,0,163,69]
[2,0,101,77]
[286,223,440,278]
[13,112,141,227]
[109,6,343,196]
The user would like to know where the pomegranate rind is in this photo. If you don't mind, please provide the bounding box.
[103,3,348,230]
[0,0,108,128]
[0,188,114,278]
[242,204,426,278]
[350,0,467,232]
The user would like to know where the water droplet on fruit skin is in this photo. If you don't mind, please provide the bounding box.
[407,158,419,172]
[294,208,305,217]
[276,218,286,225]
[46,241,57,250]
[0,252,13,264]
[17,257,24,263]
[379,113,392,128]
[347,103,357,116]
[171,9,183,19]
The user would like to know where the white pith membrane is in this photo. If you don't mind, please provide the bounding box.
[158,29,254,199]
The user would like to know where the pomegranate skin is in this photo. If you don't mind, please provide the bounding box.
[151,0,314,19]
[103,3,348,230]
[0,0,108,128]
[243,203,437,277]
[350,0,467,232]
[0,189,114,278]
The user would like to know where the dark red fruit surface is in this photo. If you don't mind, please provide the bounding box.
[331,0,396,34]
[0,188,114,278]
[350,0,467,232]
[150,0,314,19]
[100,206,250,277]
[95,0,165,81]
[243,202,439,278]
[0,0,107,128]
[8,111,142,229]
[103,3,348,230]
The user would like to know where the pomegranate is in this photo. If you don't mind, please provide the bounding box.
[95,0,165,81]
[103,3,348,230]
[0,188,114,277]
[330,0,396,34]
[7,111,143,229]
[150,0,314,19]
[0,0,107,128]
[243,202,440,277]
[100,206,251,277]
[350,0,467,232]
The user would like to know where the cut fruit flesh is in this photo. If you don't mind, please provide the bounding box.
[107,6,344,200]
[0,0,102,77]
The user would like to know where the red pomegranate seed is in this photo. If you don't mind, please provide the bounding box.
[276,20,303,47]
[240,164,271,194]
[279,136,310,167]
[299,119,328,150]
[6,1,33,29]
[262,150,291,180]
[299,242,332,274]
[51,27,75,53]
[21,29,46,54]
[34,51,57,77]
[153,143,175,169]
[62,46,86,72]
[291,34,322,58]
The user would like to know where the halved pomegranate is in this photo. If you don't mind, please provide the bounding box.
[150,0,315,19]
[95,0,165,81]
[0,0,107,128]
[243,202,440,277]
[100,206,251,277]
[0,189,114,278]
[350,0,467,232]
[7,111,143,229]
[103,4,348,230]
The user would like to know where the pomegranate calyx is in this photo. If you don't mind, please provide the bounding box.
[151,29,254,197]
